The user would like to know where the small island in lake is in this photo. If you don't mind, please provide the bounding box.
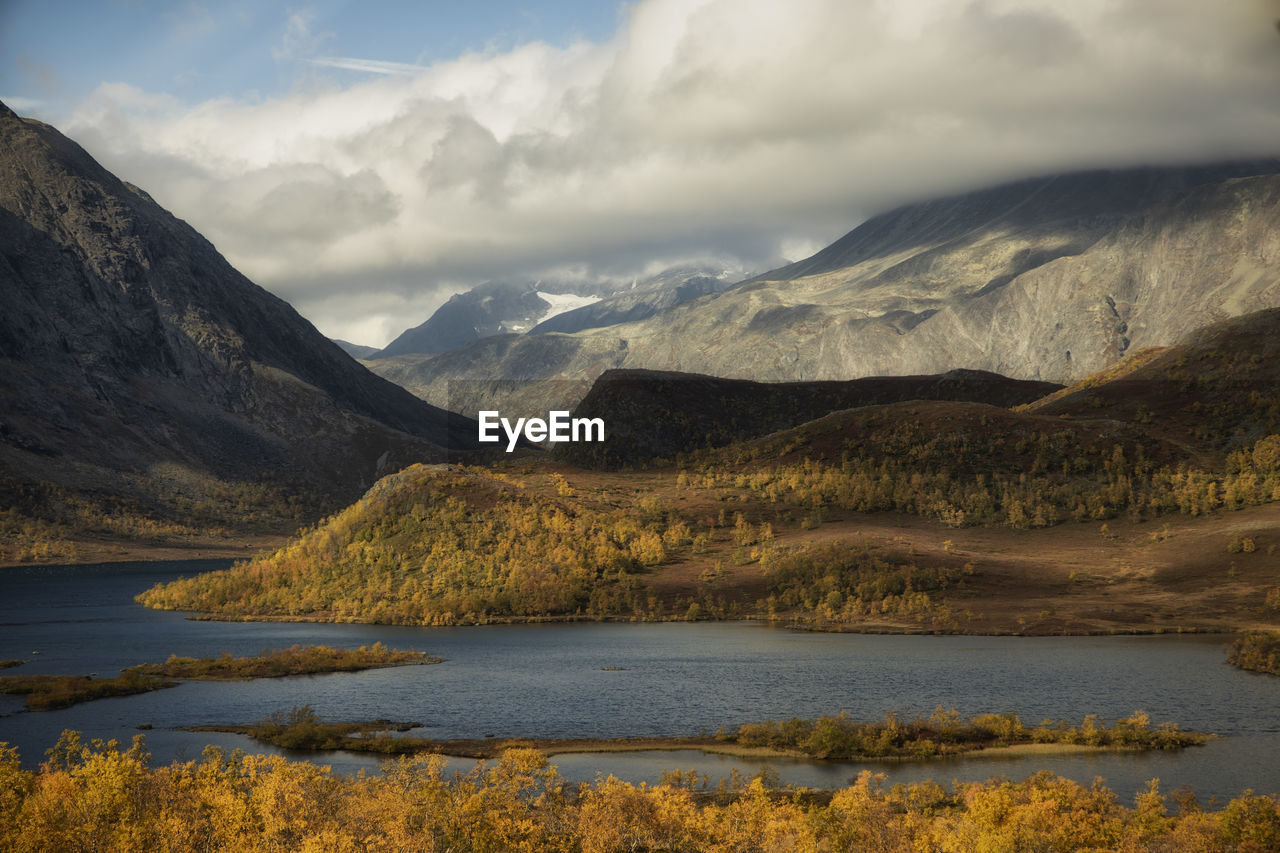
[1228,631,1280,676]
[0,644,438,711]
[190,706,1209,762]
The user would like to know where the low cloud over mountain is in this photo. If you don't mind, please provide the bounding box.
[42,0,1280,345]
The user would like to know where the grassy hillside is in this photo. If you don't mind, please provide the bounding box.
[138,465,674,624]
[136,454,1280,634]
[687,402,1280,529]
[0,469,317,565]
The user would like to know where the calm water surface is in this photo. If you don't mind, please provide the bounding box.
[2,560,1278,801]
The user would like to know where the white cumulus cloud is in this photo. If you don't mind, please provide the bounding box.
[58,0,1280,346]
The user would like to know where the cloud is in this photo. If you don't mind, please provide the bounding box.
[0,95,44,112]
[307,57,430,76]
[272,9,330,62]
[60,0,1280,346]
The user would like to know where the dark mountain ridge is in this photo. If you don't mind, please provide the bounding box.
[1026,307,1280,460]
[0,100,478,546]
[556,368,1062,468]
[705,305,1280,488]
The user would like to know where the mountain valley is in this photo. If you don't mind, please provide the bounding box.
[3,101,1280,641]
[8,6,1280,847]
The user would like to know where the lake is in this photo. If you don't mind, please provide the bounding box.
[2,559,1278,802]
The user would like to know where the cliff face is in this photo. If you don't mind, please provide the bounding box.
[0,101,478,528]
[367,162,1280,417]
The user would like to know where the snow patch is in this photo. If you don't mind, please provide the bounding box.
[531,291,601,327]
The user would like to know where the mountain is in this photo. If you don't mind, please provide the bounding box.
[374,279,611,359]
[368,332,631,421]
[365,161,1280,419]
[556,368,1062,468]
[373,265,743,360]
[332,339,380,359]
[363,266,743,408]
[0,100,479,552]
[527,266,743,335]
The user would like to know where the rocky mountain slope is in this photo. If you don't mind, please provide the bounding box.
[367,332,631,420]
[366,162,1280,418]
[0,100,479,547]
[374,280,598,358]
[374,265,741,359]
[528,266,741,335]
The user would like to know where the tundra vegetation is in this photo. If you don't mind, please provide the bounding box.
[0,471,320,564]
[214,706,1207,761]
[0,734,1277,852]
[687,418,1280,530]
[0,644,433,711]
[135,428,1280,634]
[1228,631,1280,676]
[728,709,1206,758]
[137,466,670,625]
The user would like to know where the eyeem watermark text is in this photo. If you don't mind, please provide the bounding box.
[478,410,605,452]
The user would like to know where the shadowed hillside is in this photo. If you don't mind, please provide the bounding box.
[556,368,1062,468]
[0,101,480,560]
[1026,307,1280,461]
[684,307,1280,529]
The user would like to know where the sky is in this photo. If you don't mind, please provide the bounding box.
[3,1,1280,347]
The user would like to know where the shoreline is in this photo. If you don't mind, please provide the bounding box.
[178,729,1207,763]
[542,740,1117,761]
[0,534,287,570]
[3,549,1264,639]
[153,609,1246,638]
[0,647,440,712]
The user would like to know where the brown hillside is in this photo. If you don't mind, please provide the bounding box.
[557,367,1061,468]
[1027,307,1280,463]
